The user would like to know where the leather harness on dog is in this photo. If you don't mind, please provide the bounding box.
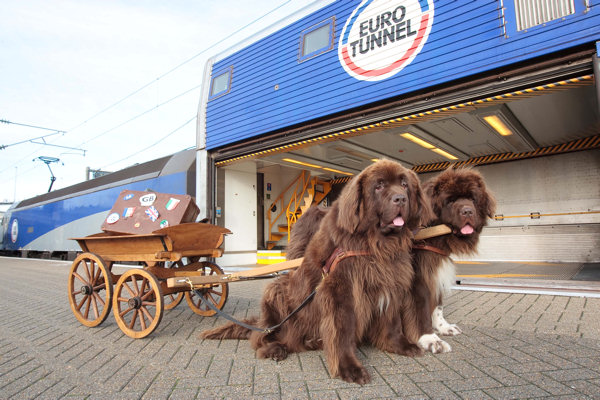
[412,244,450,257]
[322,248,371,275]
[192,227,452,335]
[192,248,370,335]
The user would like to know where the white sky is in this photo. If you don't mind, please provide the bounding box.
[0,0,315,205]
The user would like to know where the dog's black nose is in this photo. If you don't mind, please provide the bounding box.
[392,193,407,204]
[461,206,474,217]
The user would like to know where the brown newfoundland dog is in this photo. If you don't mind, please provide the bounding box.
[413,167,496,353]
[201,160,430,384]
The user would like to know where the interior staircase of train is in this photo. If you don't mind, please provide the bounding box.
[266,170,331,250]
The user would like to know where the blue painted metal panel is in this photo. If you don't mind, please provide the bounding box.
[205,0,600,150]
[3,172,188,250]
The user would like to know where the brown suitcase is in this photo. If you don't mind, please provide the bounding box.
[101,190,199,234]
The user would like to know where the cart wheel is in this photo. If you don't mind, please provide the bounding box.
[184,261,229,316]
[113,269,164,339]
[68,253,113,327]
[162,260,185,310]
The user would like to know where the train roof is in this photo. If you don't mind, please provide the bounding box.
[12,148,195,211]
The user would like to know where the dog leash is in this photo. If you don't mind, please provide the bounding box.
[193,249,370,335]
[193,286,316,334]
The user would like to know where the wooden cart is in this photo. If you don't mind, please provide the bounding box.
[68,222,232,339]
[68,222,449,339]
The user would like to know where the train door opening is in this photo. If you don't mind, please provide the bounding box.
[211,68,600,278]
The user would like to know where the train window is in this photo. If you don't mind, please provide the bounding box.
[504,0,583,36]
[209,66,233,100]
[299,17,335,63]
[514,0,575,31]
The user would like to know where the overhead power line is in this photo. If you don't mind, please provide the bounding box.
[77,83,202,148]
[0,119,86,153]
[1,0,295,186]
[67,0,293,135]
[100,115,197,170]
[1,118,65,132]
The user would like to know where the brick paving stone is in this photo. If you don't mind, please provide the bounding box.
[456,389,495,400]
[520,372,578,396]
[417,381,462,400]
[443,377,503,392]
[2,258,600,399]
[484,383,550,399]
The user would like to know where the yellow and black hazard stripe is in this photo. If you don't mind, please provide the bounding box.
[413,134,600,173]
[215,75,595,168]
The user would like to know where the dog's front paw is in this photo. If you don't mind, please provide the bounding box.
[338,363,371,385]
[418,333,452,353]
[435,323,462,336]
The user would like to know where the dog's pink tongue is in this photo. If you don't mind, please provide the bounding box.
[461,224,474,235]
[393,216,405,227]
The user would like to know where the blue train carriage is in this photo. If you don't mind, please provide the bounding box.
[197,0,600,267]
[2,149,196,259]
[201,0,600,148]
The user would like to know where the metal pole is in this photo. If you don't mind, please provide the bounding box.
[593,41,600,115]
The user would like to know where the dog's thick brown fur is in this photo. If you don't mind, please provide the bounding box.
[285,205,328,261]
[201,160,430,384]
[413,167,496,348]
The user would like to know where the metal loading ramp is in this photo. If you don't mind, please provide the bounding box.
[454,261,600,297]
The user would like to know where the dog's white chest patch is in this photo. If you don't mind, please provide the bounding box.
[435,259,456,298]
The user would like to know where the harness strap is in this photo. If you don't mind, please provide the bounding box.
[194,248,369,335]
[322,248,371,275]
[412,244,450,257]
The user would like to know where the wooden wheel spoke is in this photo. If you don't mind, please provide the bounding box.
[76,295,88,311]
[128,309,138,329]
[206,293,220,307]
[131,275,139,295]
[92,291,105,307]
[83,295,91,319]
[72,271,88,285]
[92,264,102,285]
[207,287,222,296]
[139,278,148,298]
[139,310,147,330]
[89,261,97,286]
[140,306,154,322]
[82,260,91,281]
[93,282,106,291]
[120,305,134,318]
[90,293,100,319]
[122,281,136,297]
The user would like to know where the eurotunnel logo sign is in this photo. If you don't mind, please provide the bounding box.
[338,0,434,81]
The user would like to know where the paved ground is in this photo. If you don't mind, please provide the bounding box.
[1,257,600,399]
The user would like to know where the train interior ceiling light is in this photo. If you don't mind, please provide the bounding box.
[399,125,467,161]
[476,104,538,152]
[282,156,355,176]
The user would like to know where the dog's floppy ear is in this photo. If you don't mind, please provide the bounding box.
[482,183,497,219]
[422,179,442,219]
[473,172,496,219]
[407,171,434,228]
[336,174,364,233]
